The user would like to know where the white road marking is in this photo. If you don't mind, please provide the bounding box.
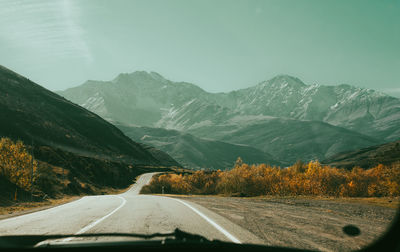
[169,198,242,244]
[61,195,126,242]
[3,173,242,245]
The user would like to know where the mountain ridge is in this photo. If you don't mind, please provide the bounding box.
[58,71,400,142]
[57,70,400,166]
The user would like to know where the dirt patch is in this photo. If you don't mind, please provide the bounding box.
[169,195,399,251]
[0,196,80,220]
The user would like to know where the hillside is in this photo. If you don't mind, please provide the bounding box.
[0,65,181,201]
[322,140,400,169]
[186,115,381,164]
[115,123,282,170]
[0,65,179,166]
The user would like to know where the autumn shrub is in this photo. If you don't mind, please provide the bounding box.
[141,173,192,194]
[186,170,221,194]
[142,157,400,197]
[0,137,37,191]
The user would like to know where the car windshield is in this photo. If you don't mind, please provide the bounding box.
[0,0,399,251]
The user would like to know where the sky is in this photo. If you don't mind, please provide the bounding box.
[0,0,399,97]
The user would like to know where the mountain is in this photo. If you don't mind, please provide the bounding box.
[0,65,181,165]
[322,140,400,169]
[58,71,207,127]
[115,123,282,170]
[58,71,400,165]
[58,72,400,142]
[217,75,400,141]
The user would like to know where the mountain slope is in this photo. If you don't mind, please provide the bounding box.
[322,140,400,169]
[58,72,400,141]
[0,65,179,167]
[159,75,400,141]
[115,123,282,169]
[58,71,207,127]
[187,115,381,164]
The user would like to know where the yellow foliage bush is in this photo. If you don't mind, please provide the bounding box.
[0,137,37,191]
[143,158,400,197]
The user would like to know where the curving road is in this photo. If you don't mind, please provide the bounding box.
[0,173,263,244]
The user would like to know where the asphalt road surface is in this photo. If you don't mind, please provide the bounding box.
[0,173,263,245]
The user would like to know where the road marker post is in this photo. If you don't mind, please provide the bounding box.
[30,139,34,202]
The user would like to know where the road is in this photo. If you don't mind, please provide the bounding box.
[0,173,263,244]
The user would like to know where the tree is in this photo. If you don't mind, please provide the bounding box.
[0,137,37,191]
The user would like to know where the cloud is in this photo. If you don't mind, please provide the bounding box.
[0,0,92,63]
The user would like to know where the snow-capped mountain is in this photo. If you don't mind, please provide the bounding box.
[219,76,400,141]
[59,71,208,127]
[57,71,400,164]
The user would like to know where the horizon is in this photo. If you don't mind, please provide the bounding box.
[1,63,397,98]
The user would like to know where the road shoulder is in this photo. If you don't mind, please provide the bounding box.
[167,195,398,251]
[0,196,81,221]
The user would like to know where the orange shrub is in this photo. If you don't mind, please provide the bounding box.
[142,158,400,197]
[0,137,37,191]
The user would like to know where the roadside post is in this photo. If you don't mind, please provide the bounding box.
[30,139,34,202]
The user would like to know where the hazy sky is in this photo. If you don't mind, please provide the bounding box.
[0,0,399,96]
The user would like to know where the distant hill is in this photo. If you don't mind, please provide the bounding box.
[322,140,400,169]
[186,115,381,164]
[115,123,282,170]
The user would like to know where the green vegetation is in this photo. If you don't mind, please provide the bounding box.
[141,158,400,197]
